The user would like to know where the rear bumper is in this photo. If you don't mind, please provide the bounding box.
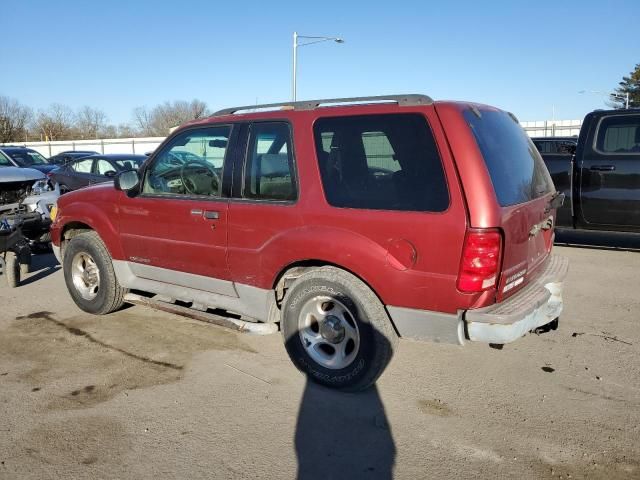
[387,255,569,345]
[464,255,569,344]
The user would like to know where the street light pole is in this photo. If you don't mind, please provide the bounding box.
[292,31,298,102]
[578,89,632,109]
[292,31,344,101]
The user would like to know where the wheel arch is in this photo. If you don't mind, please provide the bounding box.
[271,259,400,336]
[59,214,123,261]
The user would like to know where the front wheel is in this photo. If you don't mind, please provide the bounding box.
[63,231,127,314]
[281,267,398,392]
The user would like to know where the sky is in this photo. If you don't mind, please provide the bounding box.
[2,0,639,125]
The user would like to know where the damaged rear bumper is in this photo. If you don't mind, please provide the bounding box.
[464,255,569,344]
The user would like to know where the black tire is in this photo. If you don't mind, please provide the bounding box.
[63,231,127,314]
[281,267,398,392]
[5,252,20,288]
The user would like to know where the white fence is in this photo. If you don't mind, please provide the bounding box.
[520,119,582,138]
[2,119,583,158]
[1,137,166,158]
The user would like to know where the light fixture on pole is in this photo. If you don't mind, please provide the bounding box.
[292,32,344,101]
[578,89,631,109]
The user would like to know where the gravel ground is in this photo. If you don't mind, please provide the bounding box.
[0,245,638,479]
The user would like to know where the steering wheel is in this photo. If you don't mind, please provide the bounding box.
[179,160,220,195]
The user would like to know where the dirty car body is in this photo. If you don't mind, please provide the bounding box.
[0,167,59,243]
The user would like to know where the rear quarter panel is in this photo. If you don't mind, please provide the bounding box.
[435,102,556,305]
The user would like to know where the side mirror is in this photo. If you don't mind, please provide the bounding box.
[114,169,140,192]
[104,170,117,178]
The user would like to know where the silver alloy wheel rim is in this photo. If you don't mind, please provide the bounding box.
[71,252,100,301]
[298,295,360,370]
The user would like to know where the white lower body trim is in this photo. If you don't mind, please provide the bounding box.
[112,260,272,322]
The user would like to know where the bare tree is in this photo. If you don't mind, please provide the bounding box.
[133,106,153,136]
[34,104,75,141]
[132,99,210,136]
[0,96,33,143]
[76,106,108,139]
[116,123,137,138]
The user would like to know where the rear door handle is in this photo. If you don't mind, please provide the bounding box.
[203,210,219,220]
[590,165,616,171]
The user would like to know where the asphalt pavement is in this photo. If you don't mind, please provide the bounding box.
[0,245,638,479]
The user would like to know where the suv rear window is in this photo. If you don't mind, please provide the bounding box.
[464,109,554,207]
[313,114,449,212]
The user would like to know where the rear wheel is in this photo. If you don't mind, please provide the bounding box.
[63,231,127,314]
[281,267,397,392]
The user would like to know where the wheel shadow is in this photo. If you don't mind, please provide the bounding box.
[294,381,396,479]
[288,324,397,480]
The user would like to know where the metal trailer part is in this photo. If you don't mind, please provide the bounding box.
[123,293,279,335]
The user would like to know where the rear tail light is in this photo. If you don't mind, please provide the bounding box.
[457,229,502,293]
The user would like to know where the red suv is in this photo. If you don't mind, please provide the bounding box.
[50,95,568,391]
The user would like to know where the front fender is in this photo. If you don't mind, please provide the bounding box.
[51,201,123,260]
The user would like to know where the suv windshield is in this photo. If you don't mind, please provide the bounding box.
[465,109,554,207]
[4,149,49,167]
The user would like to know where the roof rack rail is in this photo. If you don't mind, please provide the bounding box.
[212,94,433,116]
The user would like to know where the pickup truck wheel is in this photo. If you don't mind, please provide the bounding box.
[281,267,397,392]
[63,231,127,315]
[5,252,20,288]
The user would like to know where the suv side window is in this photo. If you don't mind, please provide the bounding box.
[595,115,640,154]
[144,126,231,197]
[243,122,296,201]
[313,113,449,212]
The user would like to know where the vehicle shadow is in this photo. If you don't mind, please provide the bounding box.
[288,326,396,479]
[21,253,60,286]
[555,229,640,251]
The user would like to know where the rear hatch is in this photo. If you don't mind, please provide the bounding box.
[464,108,557,302]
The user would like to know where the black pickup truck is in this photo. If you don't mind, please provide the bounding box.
[535,109,640,233]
